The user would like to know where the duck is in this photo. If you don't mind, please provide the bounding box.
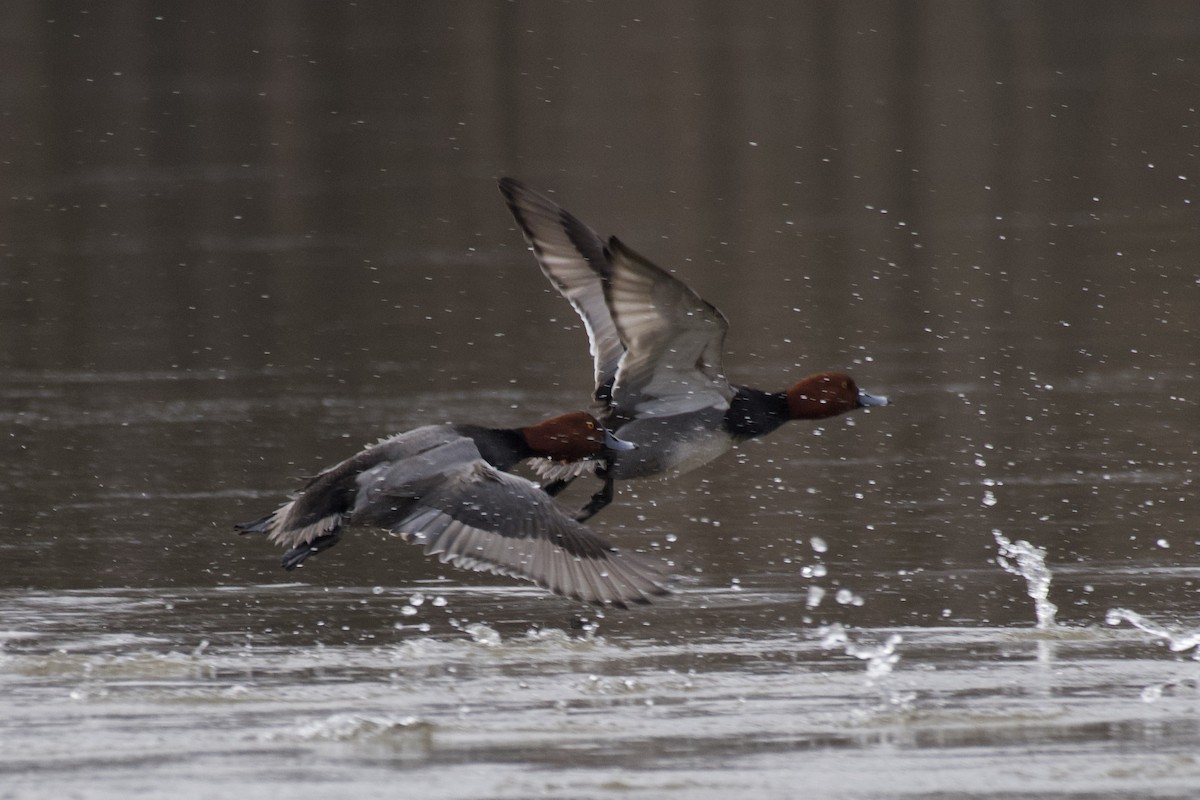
[498,177,890,521]
[236,411,668,607]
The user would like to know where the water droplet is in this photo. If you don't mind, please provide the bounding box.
[465,623,500,645]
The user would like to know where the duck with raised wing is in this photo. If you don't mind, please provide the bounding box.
[236,411,668,607]
[498,178,890,520]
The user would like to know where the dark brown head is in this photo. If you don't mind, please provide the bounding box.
[785,371,890,420]
[520,411,637,461]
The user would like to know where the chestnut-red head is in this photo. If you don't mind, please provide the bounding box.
[785,371,890,420]
[520,412,637,461]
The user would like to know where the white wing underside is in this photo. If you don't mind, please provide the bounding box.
[498,178,625,394]
[499,178,734,424]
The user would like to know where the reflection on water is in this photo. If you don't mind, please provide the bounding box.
[3,1,1200,797]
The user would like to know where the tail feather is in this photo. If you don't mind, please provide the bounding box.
[236,495,347,570]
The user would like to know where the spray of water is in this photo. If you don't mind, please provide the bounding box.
[993,529,1058,629]
[819,623,913,711]
[820,624,902,683]
[1105,608,1200,659]
[1105,608,1200,702]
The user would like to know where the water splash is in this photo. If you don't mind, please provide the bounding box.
[993,529,1057,629]
[1105,608,1200,703]
[464,622,502,646]
[277,713,434,756]
[820,623,913,712]
[289,713,426,742]
[800,536,829,611]
[1105,608,1200,659]
[820,623,903,684]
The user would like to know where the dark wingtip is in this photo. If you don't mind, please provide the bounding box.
[593,583,668,610]
[498,177,539,243]
[497,176,524,200]
[279,530,344,571]
[234,514,273,536]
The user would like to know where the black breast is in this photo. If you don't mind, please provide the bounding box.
[724,387,790,440]
[456,425,530,471]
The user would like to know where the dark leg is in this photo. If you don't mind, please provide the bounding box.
[281,530,343,571]
[541,476,577,497]
[574,477,615,522]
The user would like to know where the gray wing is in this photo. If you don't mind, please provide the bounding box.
[252,425,461,550]
[604,238,734,419]
[365,449,668,607]
[499,178,626,405]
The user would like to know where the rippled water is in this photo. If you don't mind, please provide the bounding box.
[6,582,1200,799]
[4,2,1200,798]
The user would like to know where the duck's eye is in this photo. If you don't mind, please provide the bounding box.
[586,421,595,429]
[841,381,849,390]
